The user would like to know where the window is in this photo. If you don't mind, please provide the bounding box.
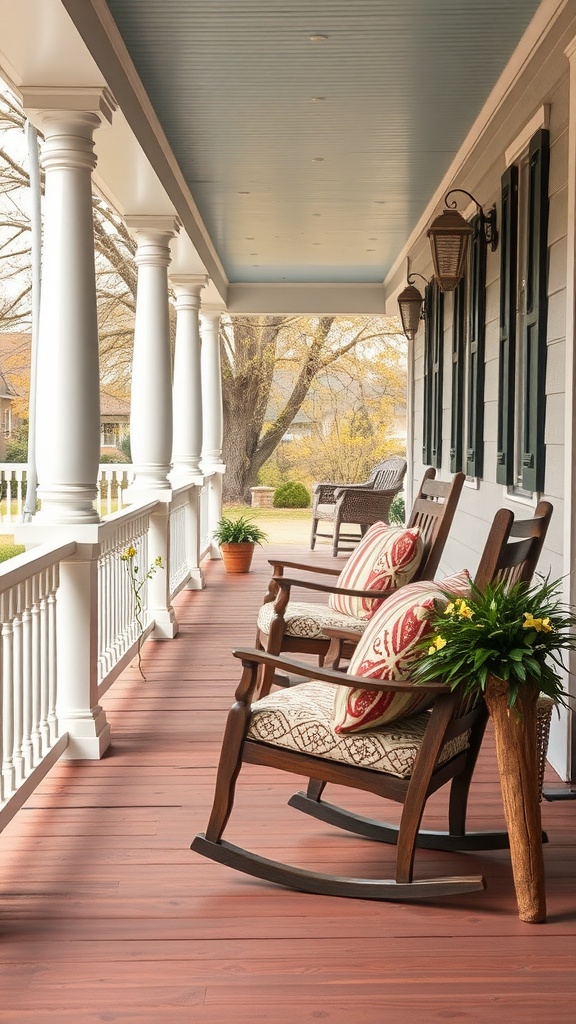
[497,128,549,492]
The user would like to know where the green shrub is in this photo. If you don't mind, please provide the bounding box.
[273,481,311,508]
[388,493,405,525]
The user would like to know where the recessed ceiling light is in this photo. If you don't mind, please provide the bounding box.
[245,236,254,240]
[238,191,251,195]
[374,200,386,205]
[369,237,377,241]
[312,213,321,217]
[311,96,326,102]
[250,252,258,256]
[312,157,325,163]
[312,242,320,246]
[366,248,375,252]
[309,33,328,42]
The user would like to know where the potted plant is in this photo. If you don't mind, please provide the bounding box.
[413,576,576,924]
[213,515,268,574]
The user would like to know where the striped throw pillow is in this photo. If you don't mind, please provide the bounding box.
[328,523,423,620]
[331,571,471,733]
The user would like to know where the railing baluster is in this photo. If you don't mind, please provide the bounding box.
[1,592,15,797]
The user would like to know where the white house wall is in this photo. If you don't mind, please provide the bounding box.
[385,14,576,779]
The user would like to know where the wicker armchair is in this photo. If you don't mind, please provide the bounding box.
[310,456,407,555]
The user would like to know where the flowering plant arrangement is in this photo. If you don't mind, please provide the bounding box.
[121,545,163,680]
[412,575,576,710]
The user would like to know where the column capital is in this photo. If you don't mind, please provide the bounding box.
[125,215,181,241]
[200,308,223,327]
[170,274,209,307]
[22,86,116,130]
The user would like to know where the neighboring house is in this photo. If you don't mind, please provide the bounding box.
[0,332,130,454]
[381,10,576,777]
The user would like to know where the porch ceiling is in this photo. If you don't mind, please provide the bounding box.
[102,0,540,288]
[0,0,551,311]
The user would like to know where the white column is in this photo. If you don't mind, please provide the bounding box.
[200,310,224,471]
[200,309,225,558]
[170,275,207,483]
[126,216,180,496]
[22,89,115,525]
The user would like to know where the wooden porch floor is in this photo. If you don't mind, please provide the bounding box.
[1,542,576,1023]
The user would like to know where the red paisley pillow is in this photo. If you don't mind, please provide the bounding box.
[331,571,471,733]
[328,523,423,620]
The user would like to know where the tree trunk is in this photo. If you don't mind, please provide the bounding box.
[484,676,546,923]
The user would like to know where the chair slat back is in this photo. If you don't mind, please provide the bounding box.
[371,457,407,491]
[406,470,466,580]
[474,501,553,592]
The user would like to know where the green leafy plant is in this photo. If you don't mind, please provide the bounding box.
[273,481,310,508]
[388,493,405,525]
[213,515,268,545]
[413,576,576,709]
[121,545,164,680]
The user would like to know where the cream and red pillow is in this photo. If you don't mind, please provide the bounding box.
[331,570,471,734]
[328,523,424,621]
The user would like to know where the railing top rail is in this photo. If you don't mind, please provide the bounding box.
[98,499,159,539]
[0,540,77,587]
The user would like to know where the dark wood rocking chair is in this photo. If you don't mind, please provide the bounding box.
[191,500,553,901]
[256,469,465,696]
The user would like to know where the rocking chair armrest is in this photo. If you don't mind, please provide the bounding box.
[232,646,451,695]
[272,575,397,601]
[267,558,341,578]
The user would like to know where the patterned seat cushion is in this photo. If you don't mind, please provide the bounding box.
[328,523,423,620]
[257,599,368,640]
[332,571,471,733]
[246,681,469,779]
[316,502,337,521]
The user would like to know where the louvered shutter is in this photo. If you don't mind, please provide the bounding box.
[466,215,487,478]
[422,281,434,464]
[496,165,519,485]
[521,128,549,493]
[430,281,444,469]
[450,279,465,473]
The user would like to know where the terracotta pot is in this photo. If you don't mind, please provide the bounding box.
[484,675,546,923]
[220,542,256,574]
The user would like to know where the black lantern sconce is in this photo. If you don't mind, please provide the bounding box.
[397,264,429,341]
[427,189,498,292]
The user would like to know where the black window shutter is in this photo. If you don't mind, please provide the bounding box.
[430,281,444,468]
[466,215,487,478]
[450,279,465,473]
[522,128,550,493]
[496,164,519,485]
[422,281,434,464]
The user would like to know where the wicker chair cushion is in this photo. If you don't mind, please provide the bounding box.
[247,681,469,779]
[332,571,471,733]
[328,523,423,620]
[257,599,368,640]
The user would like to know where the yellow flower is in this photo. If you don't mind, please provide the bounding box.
[445,601,455,615]
[457,600,474,620]
[121,545,137,561]
[428,635,447,655]
[523,611,553,633]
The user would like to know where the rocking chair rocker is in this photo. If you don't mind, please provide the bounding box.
[192,501,553,901]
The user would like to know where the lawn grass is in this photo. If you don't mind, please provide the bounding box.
[0,537,25,563]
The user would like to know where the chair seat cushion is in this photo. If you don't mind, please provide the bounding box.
[328,523,423,620]
[332,571,471,733]
[316,502,337,521]
[247,682,469,779]
[257,599,367,640]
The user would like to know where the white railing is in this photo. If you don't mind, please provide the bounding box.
[168,489,190,599]
[97,502,156,693]
[0,542,75,826]
[96,465,135,518]
[0,471,220,824]
[0,464,135,525]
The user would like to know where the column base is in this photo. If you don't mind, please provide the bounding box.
[150,607,178,639]
[186,567,206,590]
[59,707,111,760]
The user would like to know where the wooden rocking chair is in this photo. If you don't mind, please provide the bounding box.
[256,469,465,696]
[192,501,553,901]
